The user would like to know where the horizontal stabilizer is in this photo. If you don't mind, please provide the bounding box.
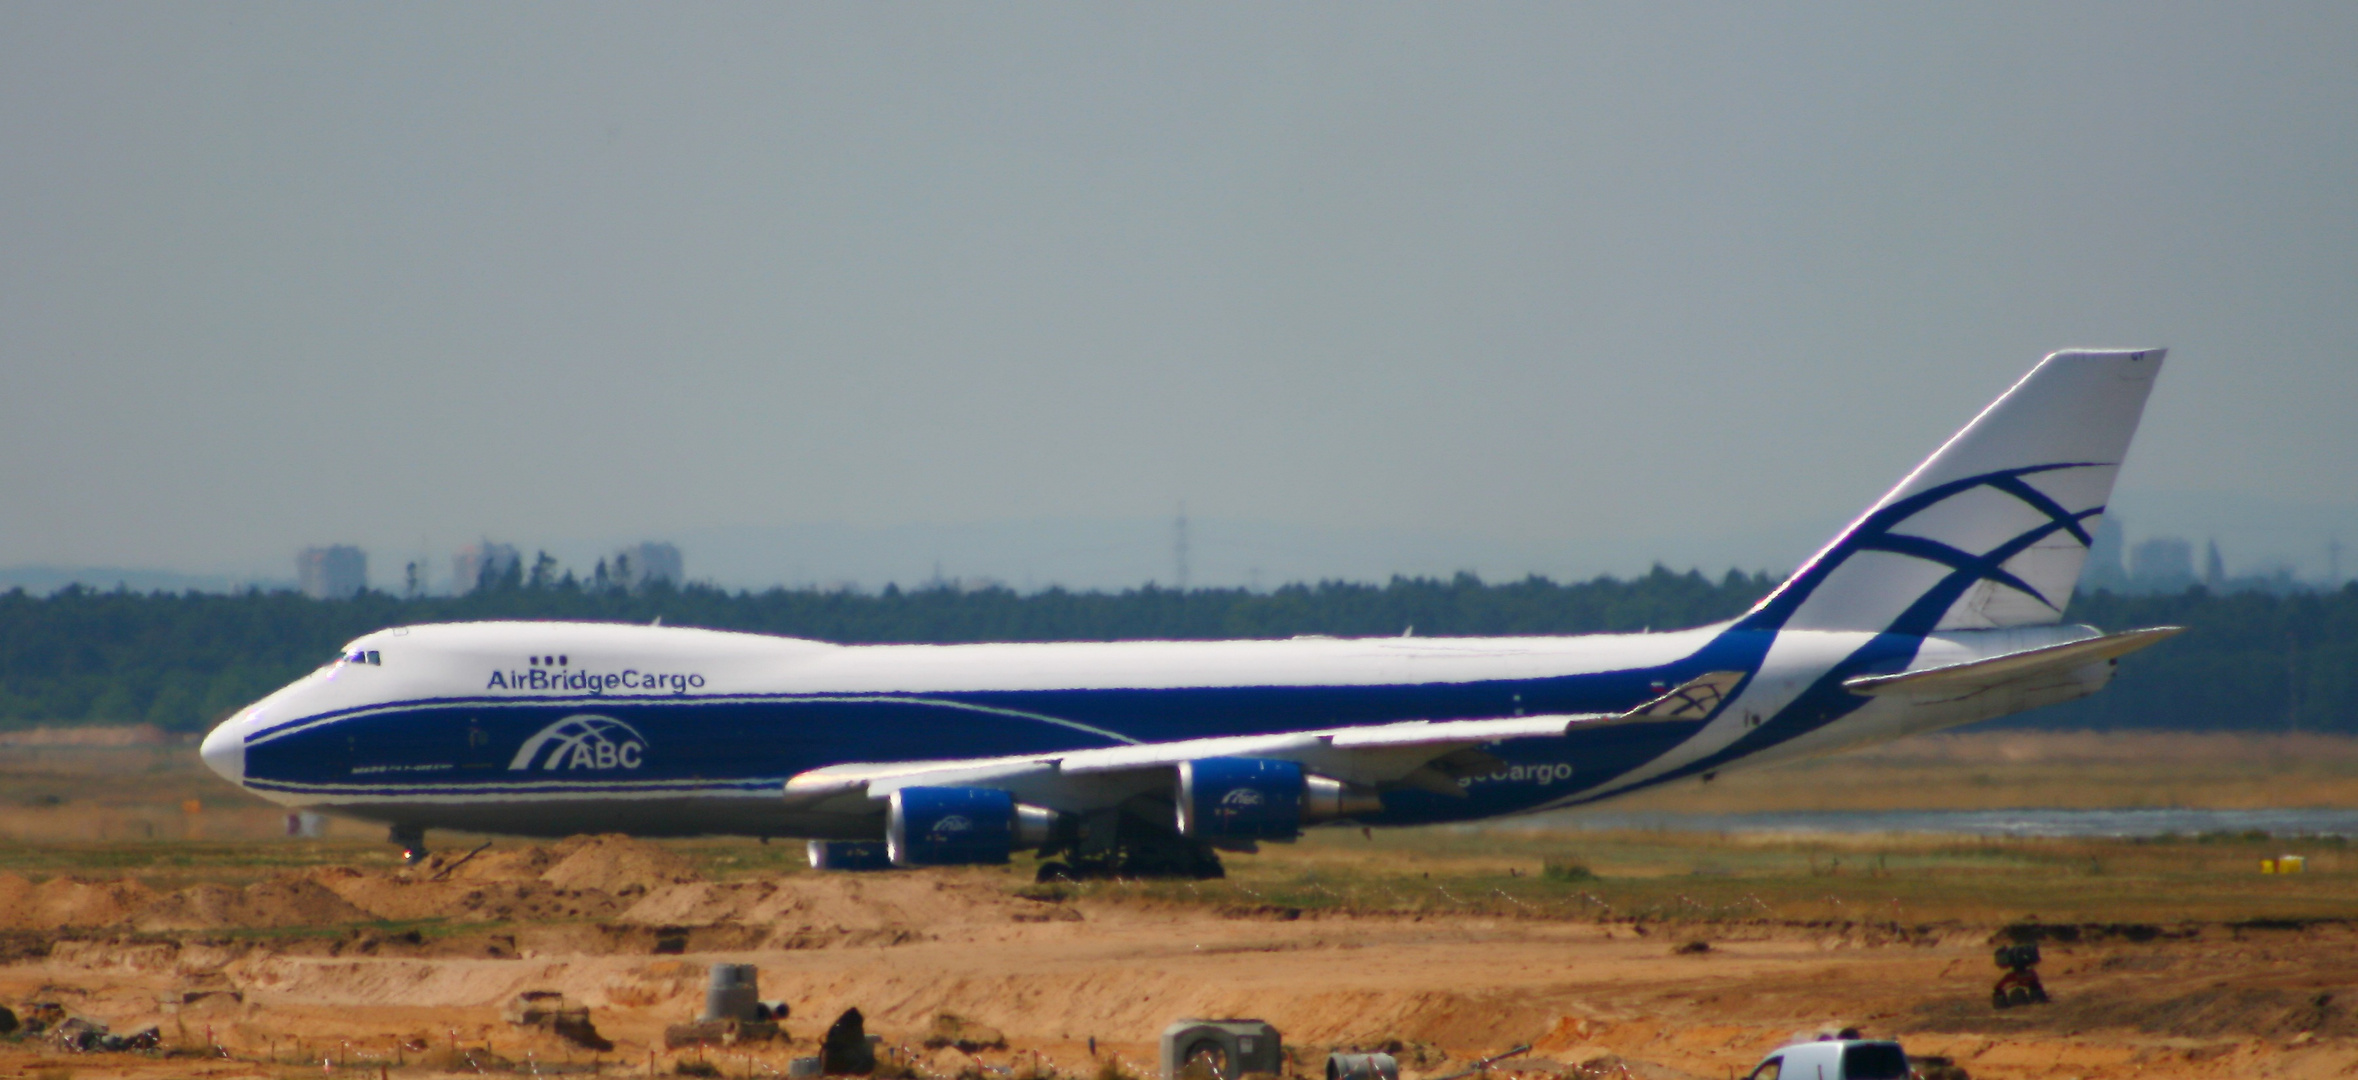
[1844,626,2184,699]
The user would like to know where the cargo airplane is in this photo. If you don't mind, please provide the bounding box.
[202,349,2179,877]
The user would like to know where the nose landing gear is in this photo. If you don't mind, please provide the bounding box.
[390,824,428,865]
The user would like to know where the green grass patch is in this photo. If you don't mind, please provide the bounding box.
[1029,826,2358,926]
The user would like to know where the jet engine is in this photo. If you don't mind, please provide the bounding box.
[1176,757,1383,842]
[885,786,1063,866]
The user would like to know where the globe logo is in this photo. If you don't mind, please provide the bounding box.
[1213,785,1267,827]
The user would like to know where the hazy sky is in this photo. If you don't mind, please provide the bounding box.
[3,4,2353,587]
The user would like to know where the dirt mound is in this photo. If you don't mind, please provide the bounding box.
[131,883,247,930]
[315,872,626,924]
[2111,985,2350,1038]
[0,873,31,914]
[302,841,667,923]
[538,834,702,895]
[1912,980,2358,1041]
[424,844,562,883]
[0,875,161,930]
[133,873,374,931]
[0,839,1019,940]
[611,881,772,927]
[925,1012,1007,1051]
[309,865,442,920]
[244,873,378,926]
[618,872,1064,935]
[736,874,1042,931]
[444,881,624,923]
[386,835,699,897]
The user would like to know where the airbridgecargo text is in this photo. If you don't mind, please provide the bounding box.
[485,668,706,694]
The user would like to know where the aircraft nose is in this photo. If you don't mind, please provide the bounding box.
[200,718,246,785]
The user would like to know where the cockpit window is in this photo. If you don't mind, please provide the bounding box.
[339,650,383,666]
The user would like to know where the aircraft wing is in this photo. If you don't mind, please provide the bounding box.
[1842,626,2184,701]
[780,670,1747,815]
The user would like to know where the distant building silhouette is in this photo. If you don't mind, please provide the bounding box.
[452,541,520,593]
[610,542,683,590]
[2204,539,2226,589]
[2130,536,2195,591]
[296,545,367,600]
[2081,516,2129,591]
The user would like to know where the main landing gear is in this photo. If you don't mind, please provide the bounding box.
[1033,809,1226,882]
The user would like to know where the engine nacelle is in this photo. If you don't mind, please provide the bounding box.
[1304,772,1387,823]
[1178,758,1386,841]
[807,840,894,871]
[1177,757,1301,840]
[886,786,1065,866]
[1177,758,1382,841]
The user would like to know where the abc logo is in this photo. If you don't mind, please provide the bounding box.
[507,715,649,772]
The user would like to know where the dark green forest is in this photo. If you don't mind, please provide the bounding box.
[0,565,2349,734]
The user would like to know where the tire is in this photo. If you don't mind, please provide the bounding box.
[1991,990,2012,1010]
[1036,862,1078,884]
[1184,1040,1230,1080]
[2007,985,2036,1006]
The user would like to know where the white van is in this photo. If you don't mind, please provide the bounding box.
[1743,1039,1913,1080]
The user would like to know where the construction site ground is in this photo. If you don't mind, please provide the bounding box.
[2,729,2356,1080]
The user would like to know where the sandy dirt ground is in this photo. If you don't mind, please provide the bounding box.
[2,833,2355,1080]
[5,729,2357,1078]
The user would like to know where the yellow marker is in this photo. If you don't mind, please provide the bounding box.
[2261,859,2276,874]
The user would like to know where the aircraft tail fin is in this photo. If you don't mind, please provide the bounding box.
[1741,348,2166,635]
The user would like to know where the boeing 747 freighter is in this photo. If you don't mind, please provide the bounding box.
[201,349,2178,877]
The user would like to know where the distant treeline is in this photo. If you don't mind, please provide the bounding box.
[2036,588,2358,734]
[0,567,2348,734]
